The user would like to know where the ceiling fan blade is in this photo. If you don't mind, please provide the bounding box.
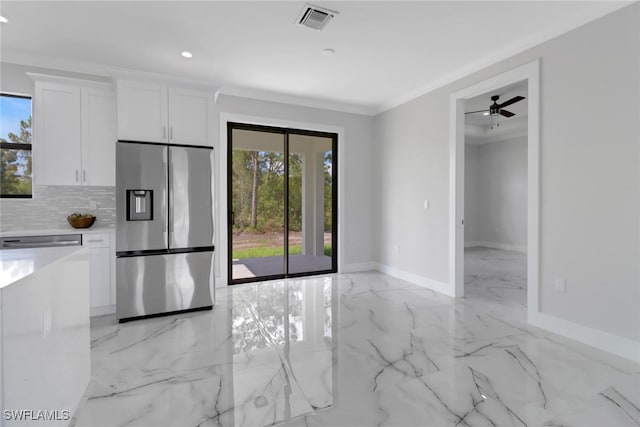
[465,109,489,115]
[498,96,525,109]
[500,109,515,118]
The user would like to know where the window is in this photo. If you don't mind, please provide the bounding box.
[0,93,32,198]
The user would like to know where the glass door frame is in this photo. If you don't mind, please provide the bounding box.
[227,122,338,285]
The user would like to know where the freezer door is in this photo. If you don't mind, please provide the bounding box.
[116,143,168,252]
[169,146,214,249]
[116,251,213,320]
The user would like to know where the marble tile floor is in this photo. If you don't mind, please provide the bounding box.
[72,271,640,427]
[464,246,527,312]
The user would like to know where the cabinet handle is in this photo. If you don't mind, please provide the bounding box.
[170,127,173,140]
[86,239,103,243]
[83,170,86,183]
[163,126,167,139]
[75,170,79,182]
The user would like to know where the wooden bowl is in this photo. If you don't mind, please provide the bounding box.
[67,215,96,229]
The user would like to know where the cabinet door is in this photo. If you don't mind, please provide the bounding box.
[167,88,211,146]
[117,81,168,143]
[89,246,111,309]
[82,88,116,186]
[110,232,116,305]
[36,82,82,186]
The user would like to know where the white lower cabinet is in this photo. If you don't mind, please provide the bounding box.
[83,231,116,316]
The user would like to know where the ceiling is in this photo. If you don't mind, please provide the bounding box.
[0,1,631,115]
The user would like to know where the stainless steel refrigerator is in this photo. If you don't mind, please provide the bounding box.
[116,141,214,322]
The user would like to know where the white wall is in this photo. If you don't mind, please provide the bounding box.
[374,4,640,344]
[465,137,528,251]
[464,145,481,244]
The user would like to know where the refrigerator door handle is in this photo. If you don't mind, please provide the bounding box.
[163,149,169,239]
[168,158,173,235]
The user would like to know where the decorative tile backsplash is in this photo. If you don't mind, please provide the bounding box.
[0,185,116,232]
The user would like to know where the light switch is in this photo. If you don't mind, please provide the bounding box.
[423,200,430,209]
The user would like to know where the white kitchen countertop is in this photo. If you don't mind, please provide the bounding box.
[0,246,85,289]
[0,225,115,238]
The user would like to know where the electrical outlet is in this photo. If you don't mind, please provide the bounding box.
[89,200,98,209]
[554,278,566,293]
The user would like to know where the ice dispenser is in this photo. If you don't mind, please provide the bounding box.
[126,190,153,221]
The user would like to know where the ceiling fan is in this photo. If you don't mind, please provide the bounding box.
[466,94,526,118]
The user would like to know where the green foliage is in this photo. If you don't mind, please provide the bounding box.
[233,245,300,259]
[0,116,32,196]
[231,150,255,229]
[323,151,333,231]
[324,244,332,257]
[233,244,332,259]
[231,147,333,234]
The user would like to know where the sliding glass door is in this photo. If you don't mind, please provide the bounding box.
[228,123,337,284]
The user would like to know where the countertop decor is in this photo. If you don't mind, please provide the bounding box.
[67,213,96,229]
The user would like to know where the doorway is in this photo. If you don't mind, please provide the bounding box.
[227,122,337,284]
[449,60,540,320]
[463,82,529,310]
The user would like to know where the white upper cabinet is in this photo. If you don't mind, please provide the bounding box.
[116,80,213,147]
[37,82,82,186]
[31,74,116,187]
[168,88,211,146]
[82,88,116,186]
[116,81,168,143]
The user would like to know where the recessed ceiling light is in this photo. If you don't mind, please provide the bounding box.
[181,51,193,58]
[483,112,490,116]
[321,48,335,56]
[0,16,8,23]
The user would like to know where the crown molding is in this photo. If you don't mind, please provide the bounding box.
[2,48,112,79]
[376,1,632,115]
[465,130,528,146]
[2,48,220,91]
[465,116,528,145]
[26,72,113,90]
[1,49,375,116]
[219,85,377,116]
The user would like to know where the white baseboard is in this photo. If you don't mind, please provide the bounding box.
[465,240,527,253]
[90,305,115,317]
[375,263,454,297]
[341,262,378,273]
[529,311,640,363]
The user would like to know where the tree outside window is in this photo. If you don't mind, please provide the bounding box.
[0,94,32,198]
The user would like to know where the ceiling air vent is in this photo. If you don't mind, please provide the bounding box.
[296,4,338,31]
